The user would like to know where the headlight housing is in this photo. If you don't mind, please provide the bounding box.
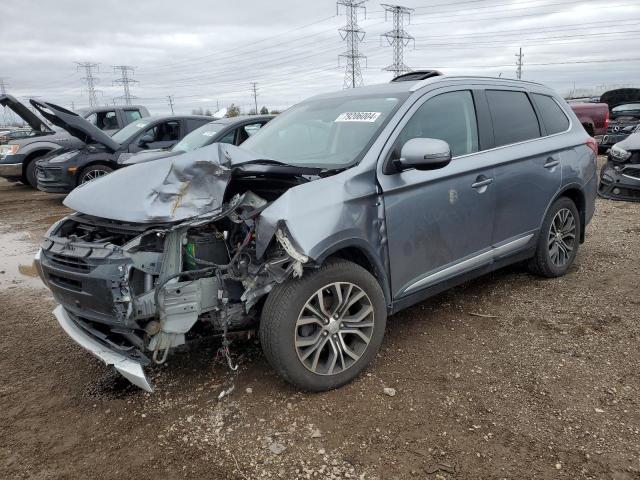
[610,144,632,161]
[0,144,20,159]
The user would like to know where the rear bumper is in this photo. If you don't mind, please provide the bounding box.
[53,305,153,392]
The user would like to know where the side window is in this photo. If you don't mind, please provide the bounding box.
[397,90,479,157]
[243,122,264,137]
[531,94,570,135]
[157,120,181,141]
[485,90,541,147]
[218,129,236,144]
[124,110,142,125]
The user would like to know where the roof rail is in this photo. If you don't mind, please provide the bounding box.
[391,70,443,83]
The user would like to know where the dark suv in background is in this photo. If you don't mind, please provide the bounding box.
[36,73,597,392]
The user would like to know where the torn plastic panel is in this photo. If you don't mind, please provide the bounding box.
[598,131,640,202]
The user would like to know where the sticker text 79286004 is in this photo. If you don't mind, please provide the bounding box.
[335,112,381,123]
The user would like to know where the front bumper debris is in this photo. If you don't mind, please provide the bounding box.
[598,161,640,202]
[54,305,153,392]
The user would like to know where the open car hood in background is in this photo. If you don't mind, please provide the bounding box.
[600,88,640,110]
[0,94,53,133]
[30,99,120,152]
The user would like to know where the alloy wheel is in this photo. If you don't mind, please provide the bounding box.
[548,208,576,267]
[80,168,111,184]
[294,282,374,376]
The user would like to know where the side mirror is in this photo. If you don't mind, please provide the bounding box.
[393,138,452,172]
[138,134,154,146]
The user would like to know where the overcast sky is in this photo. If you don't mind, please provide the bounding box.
[1,0,639,116]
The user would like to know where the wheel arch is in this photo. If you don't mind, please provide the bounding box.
[314,240,392,306]
[548,184,587,243]
[21,148,53,175]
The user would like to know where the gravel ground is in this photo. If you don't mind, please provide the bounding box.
[1,163,639,480]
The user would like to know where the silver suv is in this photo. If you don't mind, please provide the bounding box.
[36,74,598,392]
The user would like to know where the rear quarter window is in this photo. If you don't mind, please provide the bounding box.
[531,94,570,135]
[485,90,541,147]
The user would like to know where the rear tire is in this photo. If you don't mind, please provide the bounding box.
[260,259,387,391]
[78,164,113,185]
[528,197,581,278]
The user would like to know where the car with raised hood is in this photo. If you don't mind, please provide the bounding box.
[118,114,274,168]
[32,100,212,193]
[598,88,640,150]
[34,73,597,392]
[599,128,640,202]
[0,95,149,187]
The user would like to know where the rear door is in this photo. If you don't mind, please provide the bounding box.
[483,89,564,248]
[377,88,497,299]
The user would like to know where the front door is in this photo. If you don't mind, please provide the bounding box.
[377,89,496,299]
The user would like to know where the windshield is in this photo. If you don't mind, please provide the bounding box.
[111,119,152,144]
[241,93,407,167]
[613,103,640,113]
[172,122,222,152]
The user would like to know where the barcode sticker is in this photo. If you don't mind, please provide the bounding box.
[335,112,381,122]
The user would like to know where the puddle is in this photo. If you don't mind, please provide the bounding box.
[0,231,45,291]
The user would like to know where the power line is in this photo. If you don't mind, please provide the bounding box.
[338,0,367,89]
[380,4,414,78]
[250,82,259,114]
[516,47,524,80]
[113,65,138,105]
[76,62,100,107]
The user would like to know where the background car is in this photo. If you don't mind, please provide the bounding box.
[0,127,34,144]
[118,114,273,167]
[31,99,211,192]
[0,94,150,187]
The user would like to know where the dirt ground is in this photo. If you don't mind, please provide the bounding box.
[1,162,639,480]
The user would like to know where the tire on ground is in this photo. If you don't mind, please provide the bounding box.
[78,164,114,185]
[528,196,581,278]
[260,259,387,391]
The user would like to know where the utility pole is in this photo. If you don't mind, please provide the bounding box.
[71,101,75,111]
[76,62,100,107]
[337,0,367,89]
[167,95,175,115]
[113,65,138,105]
[250,83,259,115]
[0,78,10,126]
[516,47,524,80]
[381,4,414,78]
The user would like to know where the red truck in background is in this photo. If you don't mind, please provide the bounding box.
[569,102,610,138]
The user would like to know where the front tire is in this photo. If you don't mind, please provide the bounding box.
[78,164,113,185]
[23,159,38,188]
[260,259,387,391]
[528,197,581,278]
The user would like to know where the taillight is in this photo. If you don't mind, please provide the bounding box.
[604,110,610,129]
[586,137,598,156]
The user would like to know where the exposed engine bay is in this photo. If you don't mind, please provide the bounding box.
[35,144,325,391]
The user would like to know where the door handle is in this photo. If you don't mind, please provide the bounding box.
[544,158,560,169]
[472,177,493,189]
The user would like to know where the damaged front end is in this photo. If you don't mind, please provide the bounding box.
[598,133,640,202]
[36,144,313,391]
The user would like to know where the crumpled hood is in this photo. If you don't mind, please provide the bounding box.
[64,143,268,223]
